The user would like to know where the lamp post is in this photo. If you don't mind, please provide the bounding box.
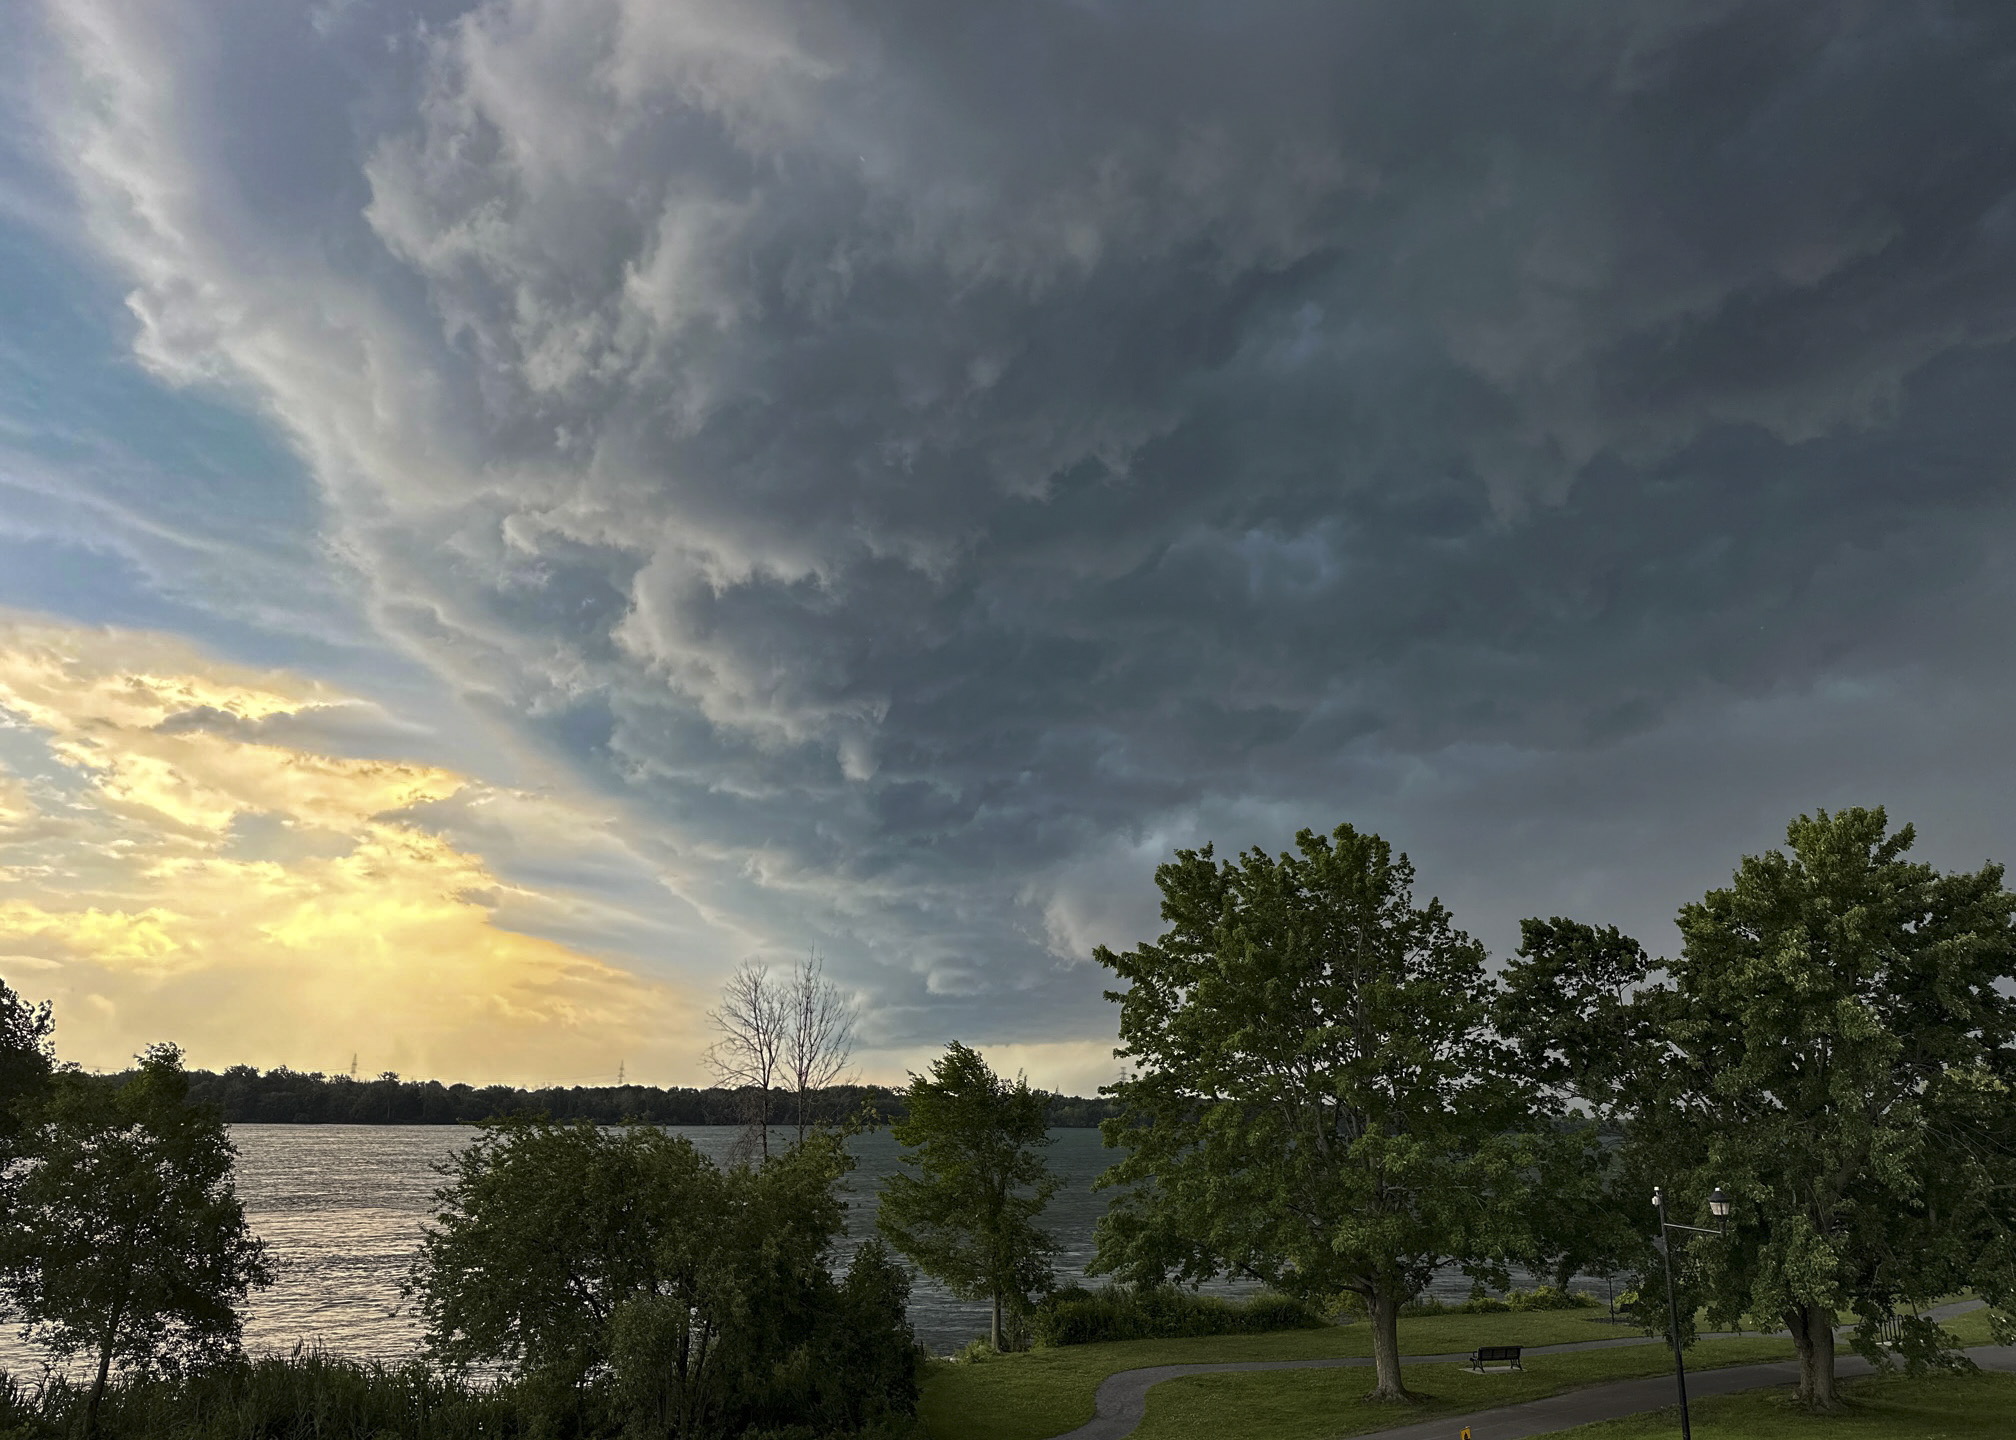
[1652,1185,1731,1440]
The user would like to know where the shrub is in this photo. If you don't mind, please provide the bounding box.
[1507,1286,1599,1312]
[1398,1286,1601,1318]
[1028,1285,1323,1347]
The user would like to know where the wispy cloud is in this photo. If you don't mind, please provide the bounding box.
[0,615,703,1083]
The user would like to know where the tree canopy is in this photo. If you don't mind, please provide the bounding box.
[1091,823,1544,1401]
[0,1043,271,1439]
[1501,807,2016,1411]
[877,1042,1060,1350]
[410,1117,917,1439]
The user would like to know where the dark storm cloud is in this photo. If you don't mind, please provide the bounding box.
[37,0,2016,1049]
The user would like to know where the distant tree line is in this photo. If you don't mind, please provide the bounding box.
[75,1067,1118,1129]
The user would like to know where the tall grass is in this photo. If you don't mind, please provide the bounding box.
[0,1350,521,1440]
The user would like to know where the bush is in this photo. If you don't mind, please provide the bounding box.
[1028,1285,1324,1347]
[1398,1286,1601,1318]
[1507,1286,1599,1312]
[411,1121,920,1439]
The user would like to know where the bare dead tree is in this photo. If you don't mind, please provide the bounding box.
[783,952,857,1142]
[705,959,789,1159]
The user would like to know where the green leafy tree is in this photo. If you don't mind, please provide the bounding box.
[877,1042,1060,1350]
[1494,921,1659,1299]
[1501,809,2016,1411]
[0,1043,272,1440]
[411,1118,916,1438]
[0,974,54,1193]
[1092,824,1542,1402]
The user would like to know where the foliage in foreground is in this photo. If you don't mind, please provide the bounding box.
[410,1117,919,1440]
[0,1351,932,1440]
[0,1350,517,1440]
[0,1044,271,1440]
[1028,1285,1322,1346]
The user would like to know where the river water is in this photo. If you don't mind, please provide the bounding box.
[223,1124,1136,1360]
[0,1125,1175,1369]
[0,1124,1553,1372]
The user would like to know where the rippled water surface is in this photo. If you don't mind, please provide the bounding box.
[0,1125,1143,1366]
[231,1124,1138,1357]
[3,1123,1562,1370]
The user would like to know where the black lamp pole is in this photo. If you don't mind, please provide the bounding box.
[1652,1185,1732,1440]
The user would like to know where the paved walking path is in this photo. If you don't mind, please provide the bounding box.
[1051,1300,1999,1440]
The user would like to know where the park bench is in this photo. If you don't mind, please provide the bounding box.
[1468,1345,1523,1373]
[1874,1314,1930,1348]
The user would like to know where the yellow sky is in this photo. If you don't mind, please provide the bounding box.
[0,615,707,1084]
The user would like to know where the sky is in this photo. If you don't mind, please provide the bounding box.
[3,1,2016,1092]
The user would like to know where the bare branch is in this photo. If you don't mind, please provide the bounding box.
[784,952,857,1142]
[705,958,789,1157]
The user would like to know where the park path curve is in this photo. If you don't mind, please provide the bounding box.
[1049,1301,2000,1440]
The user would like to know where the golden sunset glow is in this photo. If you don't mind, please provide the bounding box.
[0,616,703,1084]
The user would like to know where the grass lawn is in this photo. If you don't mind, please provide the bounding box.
[921,1310,1731,1440]
[1934,1304,2001,1346]
[1129,1337,1794,1440]
[1546,1370,2016,1438]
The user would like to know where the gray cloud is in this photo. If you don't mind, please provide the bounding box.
[28,0,2016,1060]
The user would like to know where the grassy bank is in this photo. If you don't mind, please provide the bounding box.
[920,1310,1750,1440]
[1549,1369,2016,1438]
[1133,1338,1795,1440]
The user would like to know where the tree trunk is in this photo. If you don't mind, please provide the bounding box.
[1365,1290,1412,1402]
[83,1330,115,1440]
[1785,1303,1839,1411]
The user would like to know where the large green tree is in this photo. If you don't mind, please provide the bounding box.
[1092,824,1541,1402]
[0,1044,272,1440]
[411,1119,916,1439]
[877,1042,1060,1350]
[1501,809,2016,1411]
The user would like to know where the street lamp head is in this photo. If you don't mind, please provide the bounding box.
[1708,1187,1732,1220]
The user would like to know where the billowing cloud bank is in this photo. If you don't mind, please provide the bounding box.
[16,2,2016,1075]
